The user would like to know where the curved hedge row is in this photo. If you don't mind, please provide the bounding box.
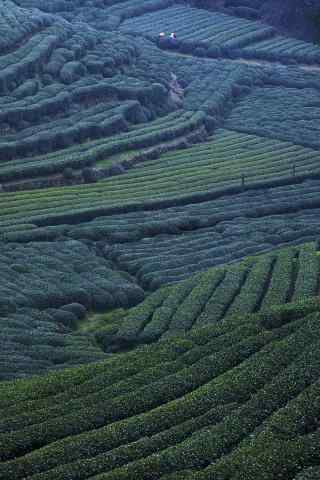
[111,242,320,344]
[0,24,154,162]
[0,18,75,94]
[0,100,143,160]
[0,295,319,478]
[105,210,320,289]
[0,109,207,183]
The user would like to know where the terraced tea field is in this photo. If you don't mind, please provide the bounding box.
[226,85,320,148]
[1,292,320,479]
[0,110,200,180]
[111,242,320,344]
[121,4,320,63]
[1,0,320,477]
[1,129,320,231]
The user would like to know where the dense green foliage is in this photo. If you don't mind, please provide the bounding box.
[1,294,320,478]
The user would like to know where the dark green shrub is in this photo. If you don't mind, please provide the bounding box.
[46,308,78,329]
[82,167,100,183]
[45,59,64,77]
[95,324,120,351]
[60,61,86,84]
[63,168,76,181]
[13,80,39,99]
[60,303,87,320]
[86,59,104,74]
[113,289,128,309]
[92,291,115,312]
[204,114,216,134]
[10,263,30,274]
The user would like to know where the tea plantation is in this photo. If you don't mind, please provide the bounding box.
[1,0,320,478]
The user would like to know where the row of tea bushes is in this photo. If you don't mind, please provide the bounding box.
[2,179,320,243]
[0,9,121,94]
[120,5,275,51]
[0,7,149,166]
[4,177,320,273]
[112,243,320,344]
[0,294,319,477]
[129,127,320,190]
[0,76,133,127]
[263,64,320,90]
[2,119,208,192]
[241,32,320,64]
[105,202,320,289]
[226,85,320,149]
[0,100,143,160]
[0,17,75,94]
[59,176,320,244]
[46,30,137,82]
[0,47,166,159]
[0,109,207,182]
[182,63,257,119]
